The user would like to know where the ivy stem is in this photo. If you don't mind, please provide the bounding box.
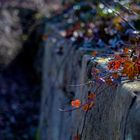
[59,84,110,112]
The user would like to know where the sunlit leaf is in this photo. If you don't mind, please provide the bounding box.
[108,60,121,70]
[71,99,81,108]
[122,60,139,79]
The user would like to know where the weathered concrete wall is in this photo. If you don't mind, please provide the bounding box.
[39,25,82,140]
[39,24,140,140]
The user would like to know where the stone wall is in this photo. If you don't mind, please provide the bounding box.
[39,24,140,140]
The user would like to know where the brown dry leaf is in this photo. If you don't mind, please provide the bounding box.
[122,60,139,79]
[82,102,94,111]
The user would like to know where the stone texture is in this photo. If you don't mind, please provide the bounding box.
[39,25,83,140]
[39,24,140,140]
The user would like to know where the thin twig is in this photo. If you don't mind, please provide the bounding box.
[59,83,109,112]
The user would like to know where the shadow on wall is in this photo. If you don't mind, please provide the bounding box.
[0,7,44,140]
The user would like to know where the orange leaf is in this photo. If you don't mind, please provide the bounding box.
[95,68,100,73]
[122,60,139,79]
[88,93,96,100]
[92,51,97,57]
[82,102,94,111]
[108,60,121,70]
[71,99,81,108]
[114,61,121,70]
[112,73,119,79]
[105,78,113,85]
[123,48,129,54]
[113,17,122,24]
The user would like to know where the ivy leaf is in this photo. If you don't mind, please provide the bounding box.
[108,60,122,70]
[122,60,139,79]
[111,72,119,79]
[82,92,96,111]
[91,51,97,57]
[82,102,94,111]
[88,92,96,100]
[71,99,81,108]
[123,48,129,54]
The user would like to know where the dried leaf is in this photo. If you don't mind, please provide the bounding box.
[112,73,119,79]
[88,93,96,100]
[92,51,97,57]
[122,60,139,79]
[123,48,129,54]
[82,102,94,111]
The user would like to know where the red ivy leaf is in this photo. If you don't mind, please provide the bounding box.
[108,60,122,70]
[122,60,139,79]
[71,99,81,108]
